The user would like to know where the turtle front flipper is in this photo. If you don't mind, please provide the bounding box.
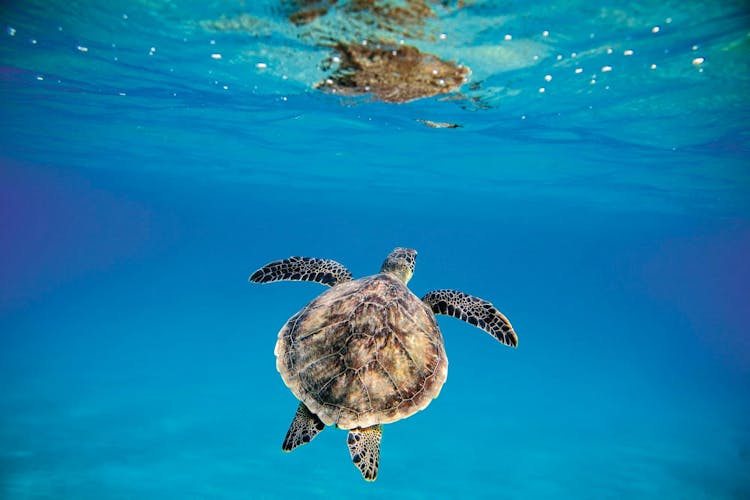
[347,425,382,481]
[282,402,325,452]
[249,257,353,287]
[422,290,518,347]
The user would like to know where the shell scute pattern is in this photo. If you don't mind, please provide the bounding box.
[276,274,447,429]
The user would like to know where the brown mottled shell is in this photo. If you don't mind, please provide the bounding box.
[275,273,448,430]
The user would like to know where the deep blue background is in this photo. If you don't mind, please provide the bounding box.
[1,1,749,498]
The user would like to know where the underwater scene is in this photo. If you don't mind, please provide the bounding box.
[1,0,749,498]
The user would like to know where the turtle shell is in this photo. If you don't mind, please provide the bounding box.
[275,273,448,429]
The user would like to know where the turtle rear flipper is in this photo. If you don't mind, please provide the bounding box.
[282,402,325,452]
[422,290,518,347]
[250,257,353,287]
[347,425,382,481]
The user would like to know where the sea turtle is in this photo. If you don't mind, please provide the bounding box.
[249,248,517,481]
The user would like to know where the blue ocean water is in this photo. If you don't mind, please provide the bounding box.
[1,0,749,498]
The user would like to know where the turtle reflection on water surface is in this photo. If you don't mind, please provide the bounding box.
[318,42,470,103]
[249,248,518,481]
[204,1,470,103]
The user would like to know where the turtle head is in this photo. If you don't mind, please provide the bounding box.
[380,247,417,284]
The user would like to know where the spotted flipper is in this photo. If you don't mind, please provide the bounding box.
[282,402,325,452]
[249,257,353,287]
[422,290,518,347]
[347,425,382,481]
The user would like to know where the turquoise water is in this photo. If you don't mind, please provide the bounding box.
[1,1,749,498]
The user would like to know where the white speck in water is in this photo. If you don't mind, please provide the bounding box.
[698,67,704,73]
[223,85,228,90]
[575,68,583,74]
[399,39,405,45]
[692,57,705,66]
[692,44,699,51]
[589,32,595,39]
[122,14,128,20]
[521,115,527,120]
[211,53,222,59]
[36,75,44,81]
[439,33,447,40]
[77,45,88,52]
[570,52,577,58]
[282,75,288,80]
[361,39,368,46]
[544,74,552,82]
[114,56,118,61]
[149,47,156,55]
[605,85,610,90]
[601,65,612,72]
[256,62,267,69]
[210,39,216,45]
[31,39,37,45]
[542,30,549,37]
[666,17,673,24]
[533,55,539,61]
[504,34,512,41]
[650,63,657,70]
[590,79,596,84]
[606,47,613,55]
[119,92,126,96]
[538,87,545,93]
[281,96,288,101]
[7,26,16,36]
[333,56,341,63]
[624,49,634,56]
[652,26,660,33]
